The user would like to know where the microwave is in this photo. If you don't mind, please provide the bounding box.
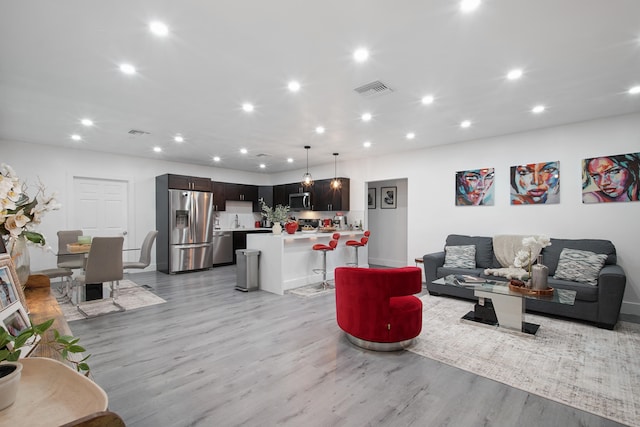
[289,192,311,211]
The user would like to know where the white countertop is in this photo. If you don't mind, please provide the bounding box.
[254,230,364,240]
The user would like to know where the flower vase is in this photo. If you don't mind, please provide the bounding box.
[9,236,30,288]
[531,254,549,290]
[272,223,282,235]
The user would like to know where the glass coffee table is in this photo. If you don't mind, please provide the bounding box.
[432,275,577,335]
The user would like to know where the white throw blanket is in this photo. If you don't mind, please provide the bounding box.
[483,234,543,280]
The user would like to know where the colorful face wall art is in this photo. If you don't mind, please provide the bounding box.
[455,168,495,206]
[582,152,640,203]
[510,161,560,205]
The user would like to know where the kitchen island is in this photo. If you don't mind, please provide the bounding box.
[246,230,367,295]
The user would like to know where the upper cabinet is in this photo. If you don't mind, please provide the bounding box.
[211,181,226,211]
[273,184,287,207]
[211,182,260,211]
[167,174,213,192]
[312,178,350,211]
[257,186,273,212]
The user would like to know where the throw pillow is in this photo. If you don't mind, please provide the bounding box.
[553,248,607,286]
[443,245,476,269]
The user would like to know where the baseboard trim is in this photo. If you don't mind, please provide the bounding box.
[621,300,640,316]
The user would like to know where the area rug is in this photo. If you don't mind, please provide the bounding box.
[59,280,166,321]
[409,294,640,426]
[287,283,335,298]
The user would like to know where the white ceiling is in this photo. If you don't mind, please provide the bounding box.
[1,1,639,173]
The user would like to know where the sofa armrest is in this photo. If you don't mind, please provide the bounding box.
[597,264,626,329]
[423,252,445,284]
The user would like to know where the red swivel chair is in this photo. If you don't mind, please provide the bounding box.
[335,266,423,351]
[345,230,370,267]
[312,233,341,288]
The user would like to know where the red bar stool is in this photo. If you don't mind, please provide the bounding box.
[345,230,370,267]
[312,233,341,288]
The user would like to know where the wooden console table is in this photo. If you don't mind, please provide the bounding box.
[21,274,126,427]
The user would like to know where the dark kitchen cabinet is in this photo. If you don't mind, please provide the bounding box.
[212,181,226,211]
[312,178,350,211]
[257,186,273,212]
[273,184,287,207]
[225,183,258,204]
[167,174,212,191]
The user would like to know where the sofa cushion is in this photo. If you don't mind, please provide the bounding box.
[542,238,616,275]
[547,277,599,302]
[445,235,495,268]
[553,248,608,286]
[443,245,476,268]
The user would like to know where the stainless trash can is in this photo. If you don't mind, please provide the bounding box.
[235,249,260,292]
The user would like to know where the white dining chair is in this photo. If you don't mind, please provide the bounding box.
[72,236,124,318]
[123,230,158,272]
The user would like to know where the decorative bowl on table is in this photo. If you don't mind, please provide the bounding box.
[301,226,316,234]
[509,279,554,296]
[318,226,336,233]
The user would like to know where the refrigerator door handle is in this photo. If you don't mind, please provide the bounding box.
[175,243,212,249]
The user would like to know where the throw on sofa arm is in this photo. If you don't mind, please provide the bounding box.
[597,264,627,329]
[423,252,445,285]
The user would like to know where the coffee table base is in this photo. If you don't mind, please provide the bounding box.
[461,311,540,335]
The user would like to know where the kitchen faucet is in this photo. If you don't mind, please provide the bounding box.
[234,214,239,228]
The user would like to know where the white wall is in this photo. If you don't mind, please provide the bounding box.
[3,112,639,314]
[349,113,640,315]
[367,178,408,267]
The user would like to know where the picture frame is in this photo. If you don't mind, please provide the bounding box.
[0,256,28,312]
[380,186,397,209]
[0,300,39,356]
[368,188,376,209]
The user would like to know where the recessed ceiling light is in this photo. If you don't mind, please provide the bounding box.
[149,21,169,37]
[353,48,369,63]
[287,158,294,163]
[240,148,248,154]
[287,80,301,92]
[259,164,266,169]
[460,120,472,128]
[315,126,325,134]
[532,105,546,114]
[153,146,162,153]
[80,118,93,127]
[242,103,254,113]
[507,69,523,80]
[119,63,136,75]
[629,85,640,95]
[460,0,481,12]
[421,95,435,105]
[174,135,184,143]
[406,132,416,140]
[213,156,221,162]
[71,134,82,141]
[361,112,372,122]
[363,141,372,148]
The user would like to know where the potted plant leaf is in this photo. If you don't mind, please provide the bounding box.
[0,318,90,411]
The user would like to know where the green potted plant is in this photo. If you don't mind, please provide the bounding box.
[0,318,90,410]
[259,201,290,235]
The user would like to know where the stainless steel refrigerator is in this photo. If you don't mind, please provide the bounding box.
[158,189,213,273]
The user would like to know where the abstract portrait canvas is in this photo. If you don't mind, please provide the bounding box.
[582,152,640,203]
[455,168,495,206]
[510,161,560,205]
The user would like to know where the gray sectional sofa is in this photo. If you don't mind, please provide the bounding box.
[423,234,627,329]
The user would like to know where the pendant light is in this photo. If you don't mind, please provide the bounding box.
[302,145,313,187]
[331,153,341,189]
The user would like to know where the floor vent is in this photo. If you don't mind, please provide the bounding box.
[354,80,393,97]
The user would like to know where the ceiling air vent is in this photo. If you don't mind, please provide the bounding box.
[256,153,271,158]
[354,80,393,98]
[127,129,150,136]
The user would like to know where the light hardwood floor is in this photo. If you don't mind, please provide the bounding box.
[68,266,624,427]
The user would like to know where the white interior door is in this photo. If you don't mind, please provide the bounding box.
[73,177,129,249]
